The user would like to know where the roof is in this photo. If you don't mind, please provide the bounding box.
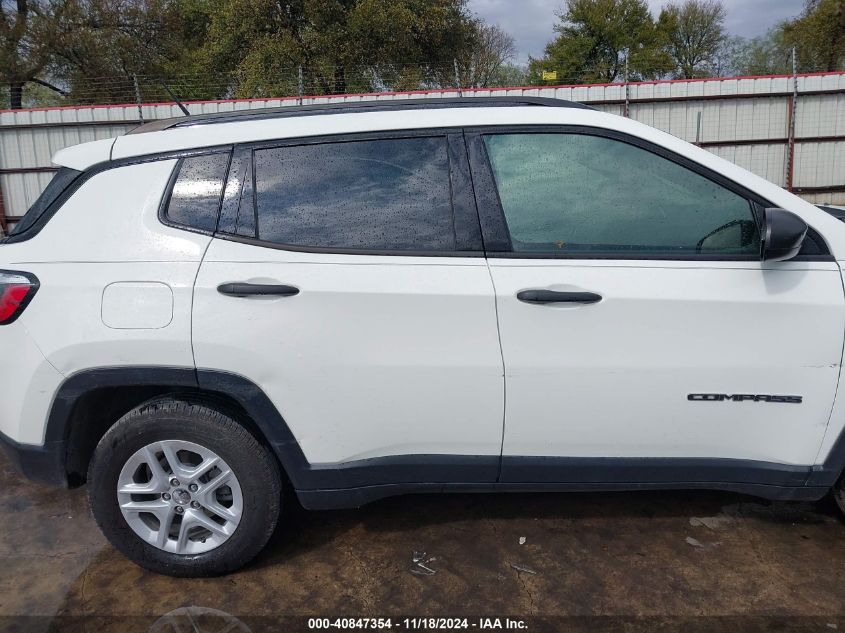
[126,96,594,135]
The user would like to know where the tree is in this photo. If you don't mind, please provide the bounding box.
[528,0,672,85]
[0,0,59,108]
[778,0,845,72]
[658,0,726,78]
[456,23,517,88]
[46,0,215,104]
[1,0,216,108]
[715,0,845,80]
[490,63,529,87]
[199,0,480,98]
[1,0,517,107]
[719,32,789,77]
[709,35,744,76]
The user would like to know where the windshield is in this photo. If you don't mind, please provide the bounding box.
[8,167,81,237]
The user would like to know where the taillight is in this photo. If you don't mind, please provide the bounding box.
[0,271,39,325]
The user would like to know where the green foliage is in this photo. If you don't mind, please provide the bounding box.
[42,1,195,102]
[483,62,528,88]
[0,0,57,107]
[720,32,790,77]
[455,23,517,88]
[198,0,480,97]
[716,0,844,78]
[778,0,845,72]
[0,79,66,109]
[657,0,726,78]
[527,0,673,84]
[2,0,843,109]
[1,0,495,107]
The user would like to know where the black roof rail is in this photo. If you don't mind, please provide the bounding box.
[126,96,593,135]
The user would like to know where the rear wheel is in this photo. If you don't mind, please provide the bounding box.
[834,475,845,517]
[88,399,281,577]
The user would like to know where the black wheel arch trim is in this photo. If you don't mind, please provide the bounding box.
[807,431,845,487]
[40,366,498,491]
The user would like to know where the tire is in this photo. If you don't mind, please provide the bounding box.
[834,474,845,517]
[88,398,282,577]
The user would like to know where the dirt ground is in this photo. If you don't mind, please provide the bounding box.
[1,451,845,633]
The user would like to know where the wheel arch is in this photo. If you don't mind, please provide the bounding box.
[48,367,309,487]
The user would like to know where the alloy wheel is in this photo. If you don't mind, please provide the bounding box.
[116,439,243,554]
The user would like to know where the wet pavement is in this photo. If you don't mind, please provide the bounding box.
[2,451,845,632]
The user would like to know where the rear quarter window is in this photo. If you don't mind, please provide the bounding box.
[162,153,231,232]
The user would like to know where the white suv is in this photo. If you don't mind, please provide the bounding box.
[3,97,845,577]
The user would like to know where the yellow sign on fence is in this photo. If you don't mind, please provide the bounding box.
[542,70,558,81]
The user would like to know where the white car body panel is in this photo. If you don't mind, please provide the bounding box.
[6,159,208,263]
[0,160,208,443]
[490,258,845,465]
[193,238,504,464]
[0,324,65,444]
[51,137,115,170]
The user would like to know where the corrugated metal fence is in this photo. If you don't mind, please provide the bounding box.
[2,71,844,232]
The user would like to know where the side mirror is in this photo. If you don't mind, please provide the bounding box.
[762,208,808,262]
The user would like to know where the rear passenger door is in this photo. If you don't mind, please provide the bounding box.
[466,127,845,479]
[191,131,504,482]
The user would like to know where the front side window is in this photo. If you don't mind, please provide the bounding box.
[251,137,456,251]
[483,133,760,256]
[163,153,230,231]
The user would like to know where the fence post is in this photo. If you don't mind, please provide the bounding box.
[0,179,7,237]
[785,47,798,192]
[454,59,462,97]
[695,111,703,146]
[623,50,630,118]
[298,66,304,105]
[132,74,144,124]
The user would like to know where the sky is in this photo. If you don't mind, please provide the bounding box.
[467,0,806,63]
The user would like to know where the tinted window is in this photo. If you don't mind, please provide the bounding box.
[252,137,456,251]
[10,167,81,236]
[483,133,760,256]
[164,153,230,231]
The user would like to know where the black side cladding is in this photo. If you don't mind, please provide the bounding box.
[15,367,842,509]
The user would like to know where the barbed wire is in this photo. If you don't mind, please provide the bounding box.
[2,56,841,110]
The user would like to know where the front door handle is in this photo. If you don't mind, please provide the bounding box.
[217,283,300,298]
[516,289,602,304]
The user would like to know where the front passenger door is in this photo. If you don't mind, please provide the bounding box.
[467,129,845,482]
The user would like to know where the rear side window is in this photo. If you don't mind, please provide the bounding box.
[250,137,457,251]
[9,167,81,236]
[163,153,230,232]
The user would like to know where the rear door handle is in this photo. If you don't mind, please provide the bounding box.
[217,283,300,298]
[516,289,602,304]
